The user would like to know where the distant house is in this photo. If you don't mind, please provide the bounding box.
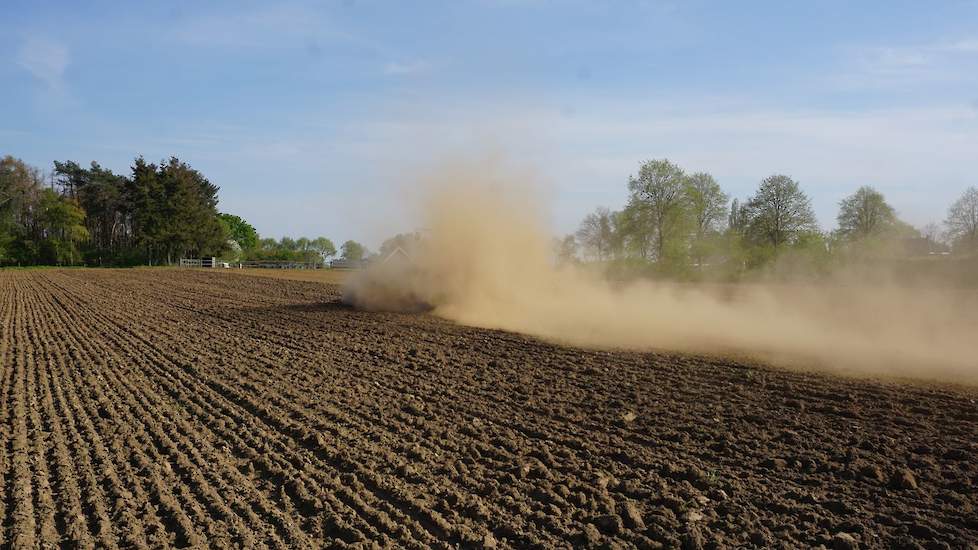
[382,246,412,264]
[902,237,951,256]
[330,258,364,269]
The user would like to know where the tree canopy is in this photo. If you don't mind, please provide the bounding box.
[684,172,728,239]
[341,240,367,261]
[626,159,689,261]
[945,186,978,252]
[836,186,897,240]
[219,213,259,250]
[576,207,615,261]
[2,153,355,268]
[742,174,817,249]
[2,156,92,265]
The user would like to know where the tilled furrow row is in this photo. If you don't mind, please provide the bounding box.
[124,277,657,537]
[20,283,75,548]
[21,274,148,549]
[63,270,695,545]
[0,276,18,544]
[8,283,37,548]
[37,273,398,548]
[69,271,662,546]
[48,278,443,549]
[35,342,100,549]
[33,273,297,549]
[50,272,516,546]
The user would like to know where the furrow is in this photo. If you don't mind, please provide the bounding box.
[0,273,19,545]
[32,273,286,548]
[45,271,442,548]
[35,273,308,549]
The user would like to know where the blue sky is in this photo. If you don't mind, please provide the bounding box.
[2,1,977,245]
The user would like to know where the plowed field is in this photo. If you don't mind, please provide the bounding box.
[0,268,975,549]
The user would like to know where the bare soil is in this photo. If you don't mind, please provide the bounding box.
[0,268,975,549]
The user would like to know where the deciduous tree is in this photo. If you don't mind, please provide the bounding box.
[575,206,614,260]
[311,237,337,260]
[684,172,728,239]
[945,186,978,252]
[836,186,896,240]
[218,213,259,250]
[743,174,817,249]
[341,240,366,261]
[627,159,689,261]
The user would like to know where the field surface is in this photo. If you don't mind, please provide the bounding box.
[0,268,976,549]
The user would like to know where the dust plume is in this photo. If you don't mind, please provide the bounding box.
[344,161,978,384]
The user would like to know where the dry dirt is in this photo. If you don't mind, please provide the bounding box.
[0,268,975,549]
[226,268,351,285]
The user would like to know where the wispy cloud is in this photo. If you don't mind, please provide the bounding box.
[171,5,319,48]
[942,38,978,53]
[382,60,431,76]
[327,94,978,231]
[16,37,69,91]
[169,4,383,58]
[837,36,978,89]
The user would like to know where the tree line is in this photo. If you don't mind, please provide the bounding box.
[219,213,368,264]
[566,159,978,279]
[0,154,369,267]
[0,155,227,265]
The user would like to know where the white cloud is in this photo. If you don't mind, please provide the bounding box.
[939,38,978,53]
[16,37,69,91]
[169,4,384,57]
[382,60,431,76]
[837,36,978,89]
[171,5,317,48]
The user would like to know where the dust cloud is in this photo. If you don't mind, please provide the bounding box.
[344,161,978,384]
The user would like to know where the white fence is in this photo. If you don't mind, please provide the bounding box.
[238,260,320,269]
[179,257,220,268]
[180,258,324,269]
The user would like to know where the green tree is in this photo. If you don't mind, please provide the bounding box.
[554,234,578,264]
[0,156,43,261]
[218,213,259,250]
[627,159,690,262]
[36,188,89,264]
[607,210,635,260]
[618,202,654,259]
[53,160,128,263]
[684,172,728,239]
[575,207,614,260]
[743,174,817,249]
[684,172,728,267]
[945,186,978,253]
[311,236,337,260]
[158,158,226,263]
[279,236,298,251]
[836,186,897,240]
[125,157,226,264]
[126,157,166,263]
[243,234,332,264]
[728,198,747,234]
[379,232,421,259]
[341,240,366,261]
